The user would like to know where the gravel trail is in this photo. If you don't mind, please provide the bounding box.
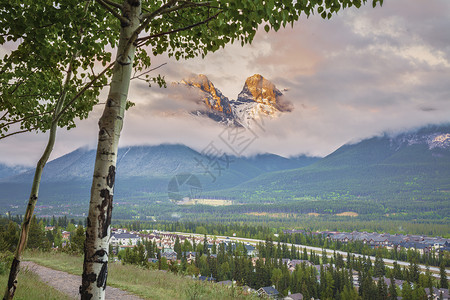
[21,261,143,300]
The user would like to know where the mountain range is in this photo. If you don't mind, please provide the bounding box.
[180,74,292,127]
[0,124,449,219]
[221,125,450,199]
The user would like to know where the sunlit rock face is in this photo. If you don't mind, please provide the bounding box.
[237,74,282,107]
[180,74,293,127]
[181,74,233,116]
[233,74,293,127]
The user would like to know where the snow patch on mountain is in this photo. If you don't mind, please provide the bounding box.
[390,129,450,150]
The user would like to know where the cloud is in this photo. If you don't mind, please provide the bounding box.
[1,0,449,165]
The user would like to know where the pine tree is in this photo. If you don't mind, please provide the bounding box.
[203,234,209,256]
[374,252,386,278]
[322,248,328,264]
[303,248,308,260]
[377,278,388,300]
[174,236,182,259]
[393,261,403,280]
[26,216,46,250]
[401,281,412,300]
[291,244,296,259]
[70,225,85,254]
[277,241,282,259]
[440,261,448,289]
[409,260,420,284]
[388,274,397,300]
[1,222,18,252]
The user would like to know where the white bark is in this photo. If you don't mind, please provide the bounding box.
[3,63,73,300]
[80,1,141,299]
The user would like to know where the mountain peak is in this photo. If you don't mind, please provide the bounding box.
[181,74,212,91]
[180,74,293,127]
[238,74,282,106]
[181,74,232,115]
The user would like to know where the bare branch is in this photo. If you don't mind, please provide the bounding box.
[135,11,221,47]
[96,0,130,25]
[0,128,37,140]
[0,111,52,130]
[130,63,167,80]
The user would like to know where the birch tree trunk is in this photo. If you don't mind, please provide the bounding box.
[2,117,59,300]
[3,64,73,300]
[80,1,140,299]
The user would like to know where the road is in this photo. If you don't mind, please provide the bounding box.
[169,231,449,279]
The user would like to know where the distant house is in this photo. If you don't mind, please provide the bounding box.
[45,226,55,231]
[370,236,389,247]
[373,277,404,289]
[330,233,350,243]
[117,244,136,252]
[61,231,70,240]
[161,251,178,261]
[288,260,312,272]
[182,251,197,263]
[284,293,304,300]
[399,242,432,255]
[424,287,449,300]
[110,232,140,246]
[257,286,279,299]
[245,244,256,256]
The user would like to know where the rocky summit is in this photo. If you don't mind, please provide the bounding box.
[180,74,292,127]
[180,74,236,125]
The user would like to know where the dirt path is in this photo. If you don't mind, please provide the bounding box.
[22,261,143,300]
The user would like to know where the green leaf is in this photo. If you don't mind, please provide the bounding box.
[264,24,270,32]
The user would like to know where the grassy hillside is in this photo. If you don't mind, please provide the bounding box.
[0,269,72,300]
[23,251,256,300]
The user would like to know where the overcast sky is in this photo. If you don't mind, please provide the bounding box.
[1,0,450,166]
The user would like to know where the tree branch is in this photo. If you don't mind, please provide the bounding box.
[101,0,123,9]
[130,63,167,80]
[8,79,26,95]
[96,0,130,25]
[124,1,208,62]
[140,0,178,20]
[55,62,115,122]
[0,111,8,121]
[0,128,37,140]
[121,0,178,57]
[0,111,52,130]
[135,11,221,47]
